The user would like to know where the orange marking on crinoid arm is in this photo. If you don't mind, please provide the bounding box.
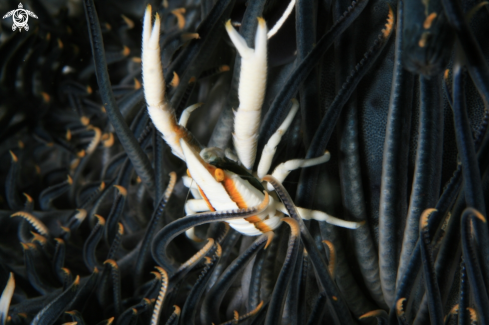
[418,32,430,48]
[80,116,90,126]
[170,72,180,88]
[382,5,395,39]
[181,33,200,42]
[449,304,459,315]
[467,307,478,323]
[444,304,458,322]
[9,151,18,162]
[151,271,162,281]
[54,238,64,244]
[41,92,50,103]
[122,46,130,56]
[31,232,47,245]
[23,193,33,203]
[423,12,437,29]
[121,15,135,29]
[171,8,186,29]
[283,218,300,237]
[359,310,385,319]
[396,298,406,316]
[264,232,274,249]
[420,210,437,237]
[134,78,141,89]
[322,240,336,277]
[472,209,487,223]
[60,226,70,234]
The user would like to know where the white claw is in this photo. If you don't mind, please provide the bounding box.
[225,21,254,59]
[142,5,188,160]
[226,18,268,170]
[254,17,268,57]
[0,273,14,325]
[142,6,152,45]
[143,6,165,109]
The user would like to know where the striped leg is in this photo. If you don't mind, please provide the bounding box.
[257,99,299,179]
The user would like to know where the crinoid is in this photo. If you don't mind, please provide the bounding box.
[0,0,489,324]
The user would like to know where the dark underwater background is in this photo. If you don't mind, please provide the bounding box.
[0,0,489,324]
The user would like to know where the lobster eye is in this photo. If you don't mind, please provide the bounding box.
[214,168,225,182]
[200,147,225,164]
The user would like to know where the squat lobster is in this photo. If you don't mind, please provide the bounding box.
[142,5,361,237]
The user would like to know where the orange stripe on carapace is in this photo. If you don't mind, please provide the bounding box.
[253,221,273,233]
[245,216,262,223]
[191,161,270,233]
[221,174,261,223]
[222,175,248,209]
[220,172,269,232]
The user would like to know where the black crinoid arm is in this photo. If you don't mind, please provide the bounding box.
[1,0,489,324]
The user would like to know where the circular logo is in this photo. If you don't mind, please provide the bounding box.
[13,9,28,28]
[2,3,38,32]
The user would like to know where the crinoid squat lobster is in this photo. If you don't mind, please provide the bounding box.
[142,4,363,238]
